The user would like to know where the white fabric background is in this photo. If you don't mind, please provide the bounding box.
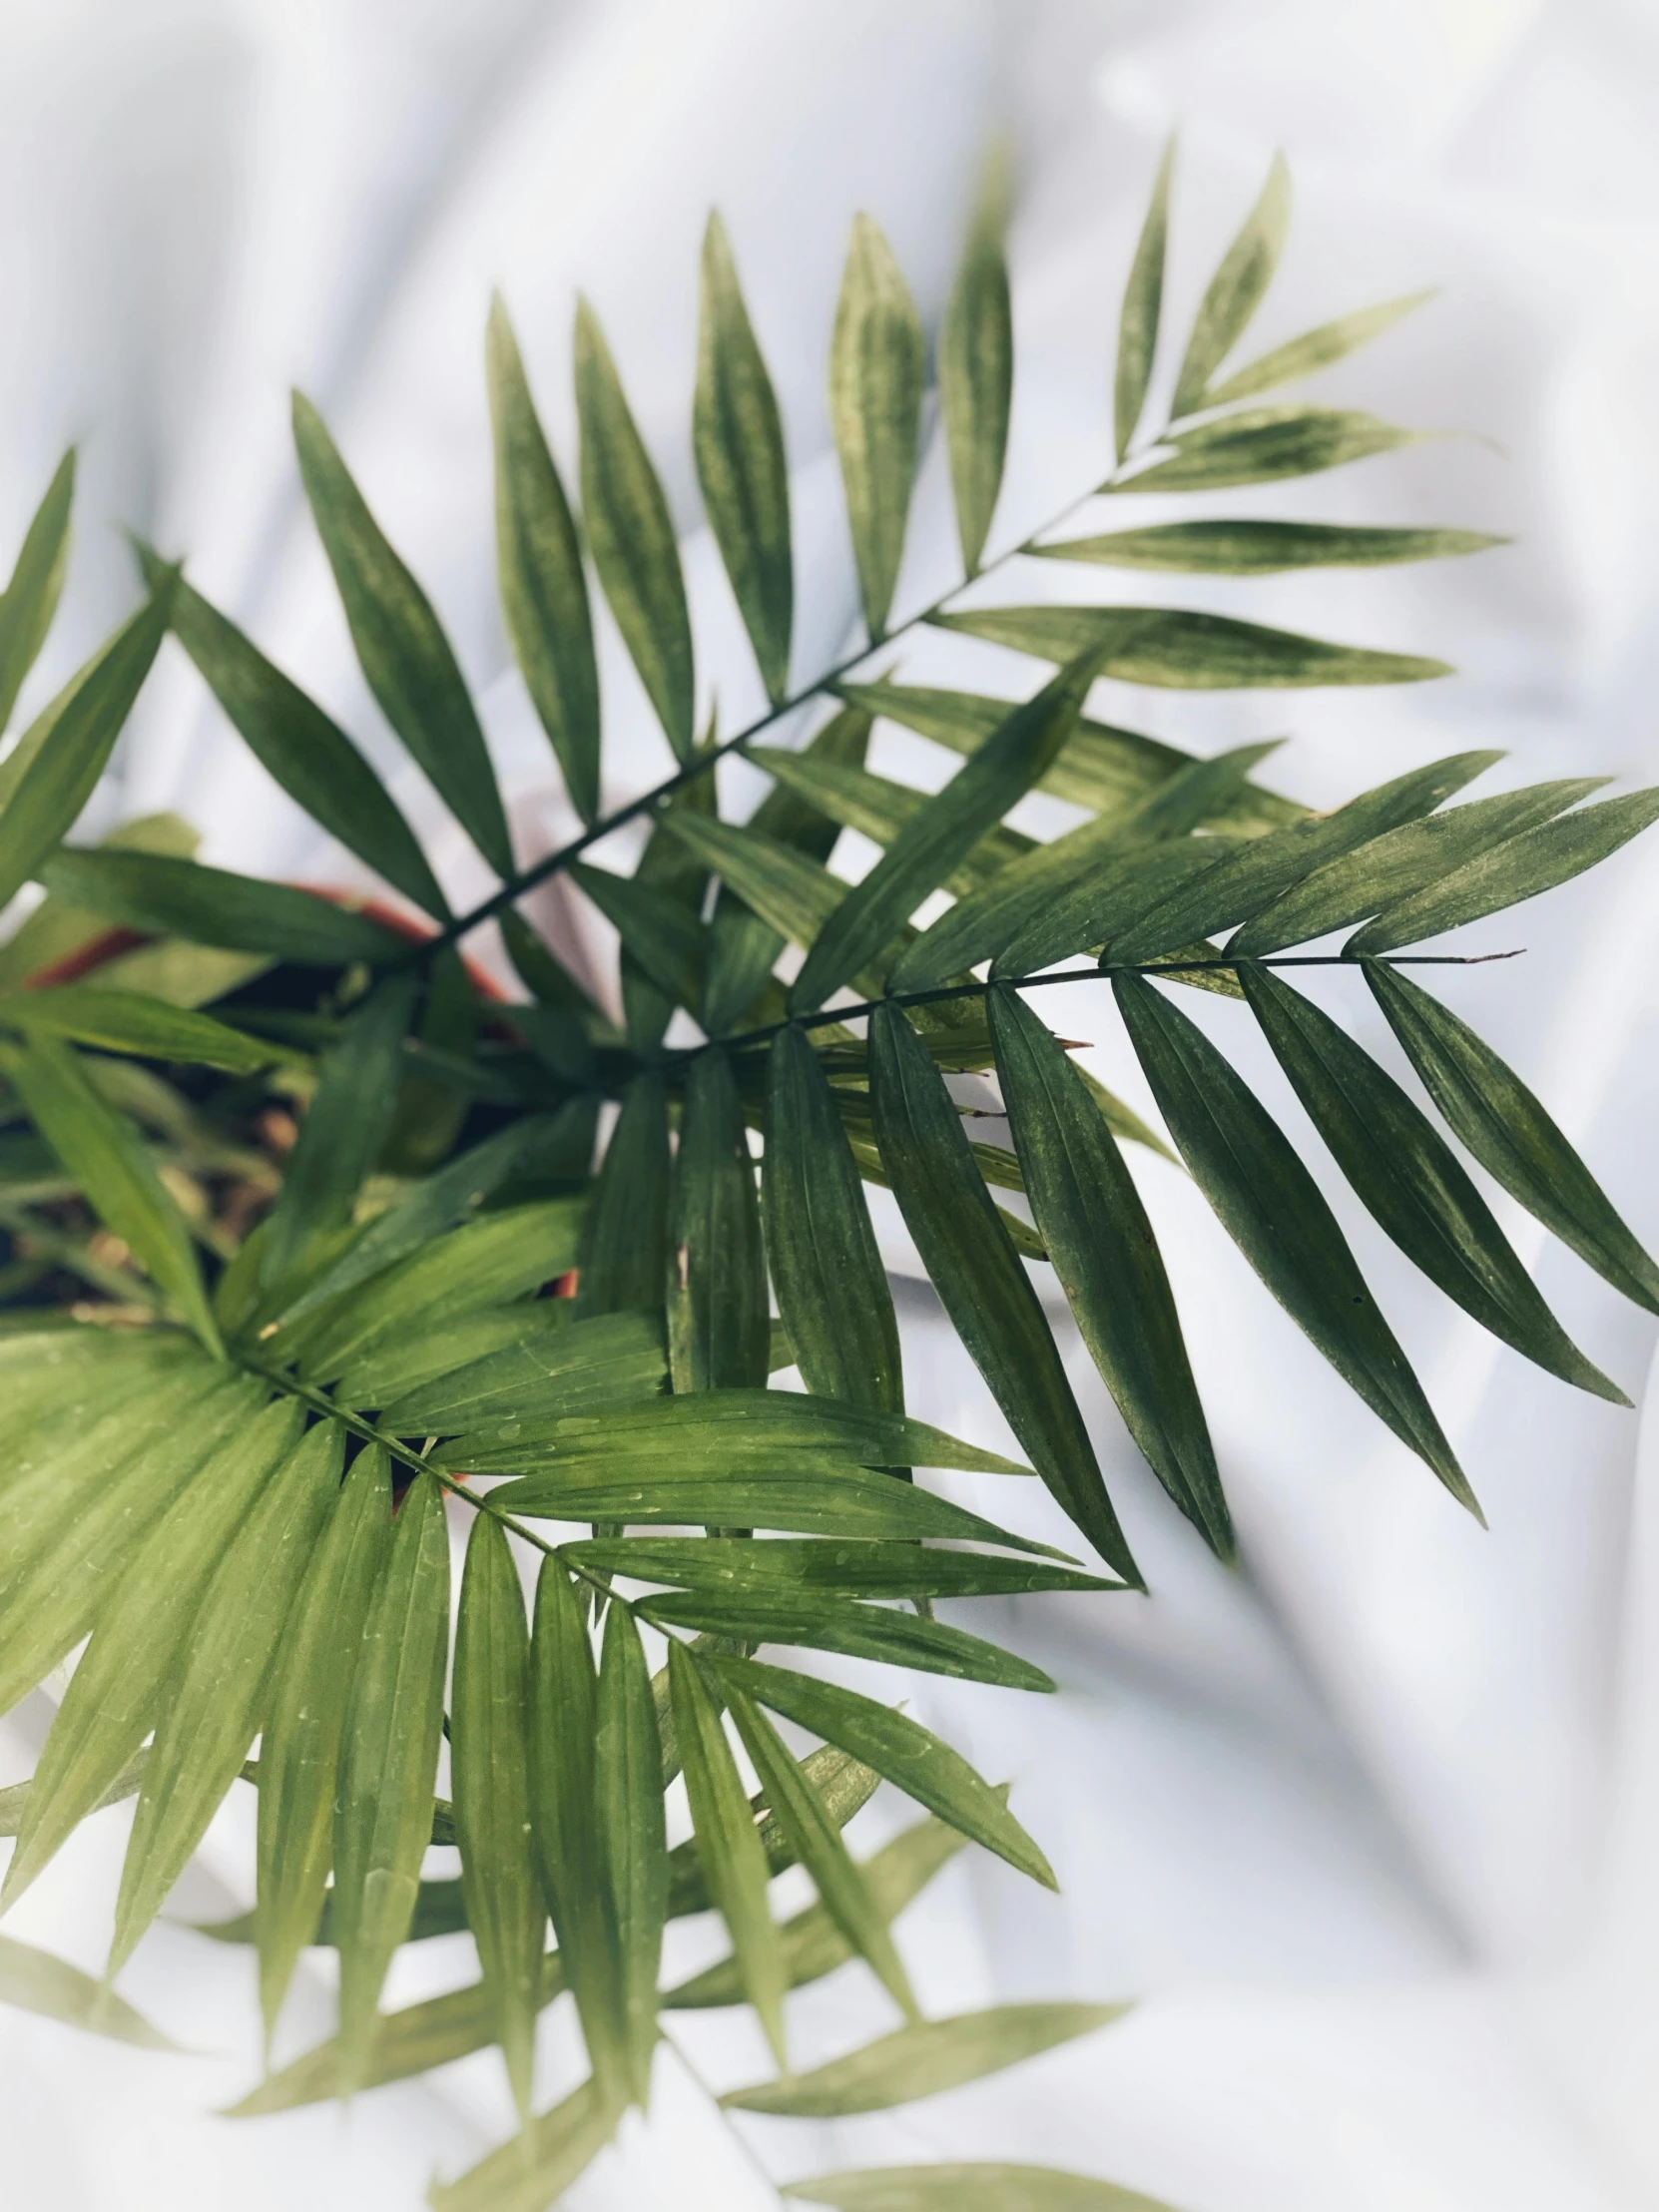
[3,0,1659,2205]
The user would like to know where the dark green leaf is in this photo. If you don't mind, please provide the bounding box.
[1241,963,1623,1400]
[748,748,1034,896]
[1037,520,1502,574]
[111,1419,343,1973]
[1115,139,1174,463]
[941,151,1013,573]
[39,846,405,963]
[1,1398,302,1911]
[154,561,447,914]
[785,2165,1178,2210]
[658,808,844,952]
[646,1591,1054,1691]
[570,856,705,1017]
[617,776,716,1050]
[0,450,74,733]
[669,1047,768,1392]
[932,604,1449,688]
[669,1641,788,2064]
[1117,406,1418,493]
[595,1600,666,2105]
[0,586,173,913]
[256,1443,392,2041]
[575,1070,670,1321]
[1205,288,1433,407]
[453,1511,543,2118]
[990,985,1228,1551]
[292,393,511,876]
[764,1022,901,1411]
[487,297,601,824]
[0,1032,220,1351]
[3,985,278,1072]
[571,1537,1114,1598]
[725,2001,1124,2115]
[729,1687,915,2022]
[713,1654,1054,1887]
[1170,151,1291,417]
[333,1471,451,2089]
[1350,789,1659,952]
[1110,751,1501,964]
[792,649,1107,1012]
[1114,972,1477,1513]
[696,214,793,703]
[498,907,610,1030]
[831,213,923,640]
[1230,779,1602,956]
[1367,960,1659,1315]
[0,1935,177,2052]
[868,1002,1139,1582]
[575,299,696,760]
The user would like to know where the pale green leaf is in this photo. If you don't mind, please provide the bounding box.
[646,1590,1054,1692]
[932,603,1449,687]
[427,2075,621,2212]
[0,1934,178,2051]
[1204,288,1433,407]
[1116,406,1419,494]
[785,2164,1178,2210]
[1037,519,1502,573]
[2,985,277,1072]
[570,1537,1114,1599]
[1115,139,1174,462]
[1170,152,1290,417]
[831,214,923,639]
[941,151,1014,573]
[378,1308,665,1432]
[725,2001,1124,2114]
[0,449,75,734]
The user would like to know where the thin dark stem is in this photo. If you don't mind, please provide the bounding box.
[688,948,1524,1060]
[424,485,1100,958]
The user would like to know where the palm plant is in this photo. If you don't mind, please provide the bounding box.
[0,142,1653,2211]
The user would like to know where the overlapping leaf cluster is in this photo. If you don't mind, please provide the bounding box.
[0,145,1654,2212]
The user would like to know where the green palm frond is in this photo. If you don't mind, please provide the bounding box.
[0,142,1649,2212]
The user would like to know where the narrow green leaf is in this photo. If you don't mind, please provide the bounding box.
[932,603,1449,688]
[669,1641,788,2064]
[1367,961,1659,1315]
[575,299,696,759]
[379,1309,664,1432]
[572,1537,1114,1598]
[1350,788,1659,952]
[729,1687,915,2022]
[1114,139,1175,462]
[941,151,1014,573]
[1204,288,1434,407]
[1037,519,1503,574]
[785,2165,1178,2210]
[0,1935,178,2052]
[595,1600,667,2105]
[1112,751,1502,965]
[0,585,173,913]
[499,908,610,1030]
[658,807,844,953]
[618,775,717,1050]
[529,1560,626,2096]
[574,1071,670,1322]
[487,297,602,824]
[112,1420,343,1973]
[427,2074,620,2212]
[1114,972,1477,1514]
[39,846,405,963]
[257,972,419,1296]
[765,1022,901,1411]
[748,747,1033,896]
[989,985,1228,1551]
[439,1385,1028,1478]
[1240,964,1623,1400]
[0,1750,151,1844]
[696,214,793,702]
[667,1800,974,2010]
[669,1047,768,1392]
[570,856,705,1016]
[2,1398,302,1911]
[453,1512,543,2119]
[792,649,1107,1012]
[1170,151,1291,418]
[292,392,512,876]
[647,1591,1054,1692]
[714,1654,1055,1888]
[834,679,1303,833]
[333,1471,451,2090]
[1117,406,1419,494]
[1230,779,1602,956]
[153,562,447,915]
[0,1032,219,1351]
[256,1443,392,2042]
[276,1108,584,1326]
[3,985,277,1072]
[0,449,75,733]
[726,2001,1123,2115]
[831,214,924,639]
[868,1002,1139,1581]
